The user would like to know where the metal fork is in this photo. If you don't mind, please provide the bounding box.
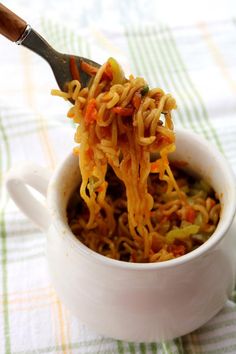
[0,3,100,100]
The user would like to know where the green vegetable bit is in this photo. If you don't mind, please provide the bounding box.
[141,86,149,95]
[166,224,200,244]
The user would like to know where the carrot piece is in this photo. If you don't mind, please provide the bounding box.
[132,91,142,109]
[185,206,196,223]
[103,62,113,81]
[96,185,104,193]
[168,244,186,257]
[150,159,162,173]
[84,99,98,125]
[69,56,80,81]
[80,60,113,81]
[112,106,134,116]
[80,60,98,76]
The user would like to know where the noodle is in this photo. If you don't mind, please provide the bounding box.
[52,57,221,263]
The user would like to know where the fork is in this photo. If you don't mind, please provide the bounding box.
[0,3,101,100]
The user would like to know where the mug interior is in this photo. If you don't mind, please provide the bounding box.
[47,128,236,268]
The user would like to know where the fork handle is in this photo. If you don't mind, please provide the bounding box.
[0,3,27,42]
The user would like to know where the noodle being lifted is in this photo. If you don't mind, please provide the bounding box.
[52,57,221,263]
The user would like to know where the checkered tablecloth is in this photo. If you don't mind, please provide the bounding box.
[1,0,236,353]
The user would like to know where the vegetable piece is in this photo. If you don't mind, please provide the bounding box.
[168,244,186,257]
[185,206,196,223]
[107,57,125,84]
[69,56,80,81]
[80,60,98,76]
[112,106,134,116]
[150,159,162,173]
[132,91,142,109]
[84,99,98,125]
[141,85,149,96]
[96,184,104,193]
[103,62,113,81]
[80,58,125,83]
[166,224,200,244]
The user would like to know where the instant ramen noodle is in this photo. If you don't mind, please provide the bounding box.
[52,57,221,263]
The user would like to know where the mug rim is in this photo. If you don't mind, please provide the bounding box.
[47,128,236,270]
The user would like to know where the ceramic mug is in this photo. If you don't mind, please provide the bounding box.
[6,129,236,342]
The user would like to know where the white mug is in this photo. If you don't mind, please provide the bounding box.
[6,129,236,342]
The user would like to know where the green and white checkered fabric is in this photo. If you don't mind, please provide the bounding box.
[1,0,236,353]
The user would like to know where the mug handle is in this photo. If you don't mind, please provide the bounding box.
[6,163,51,232]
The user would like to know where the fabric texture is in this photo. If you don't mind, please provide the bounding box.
[1,0,236,353]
